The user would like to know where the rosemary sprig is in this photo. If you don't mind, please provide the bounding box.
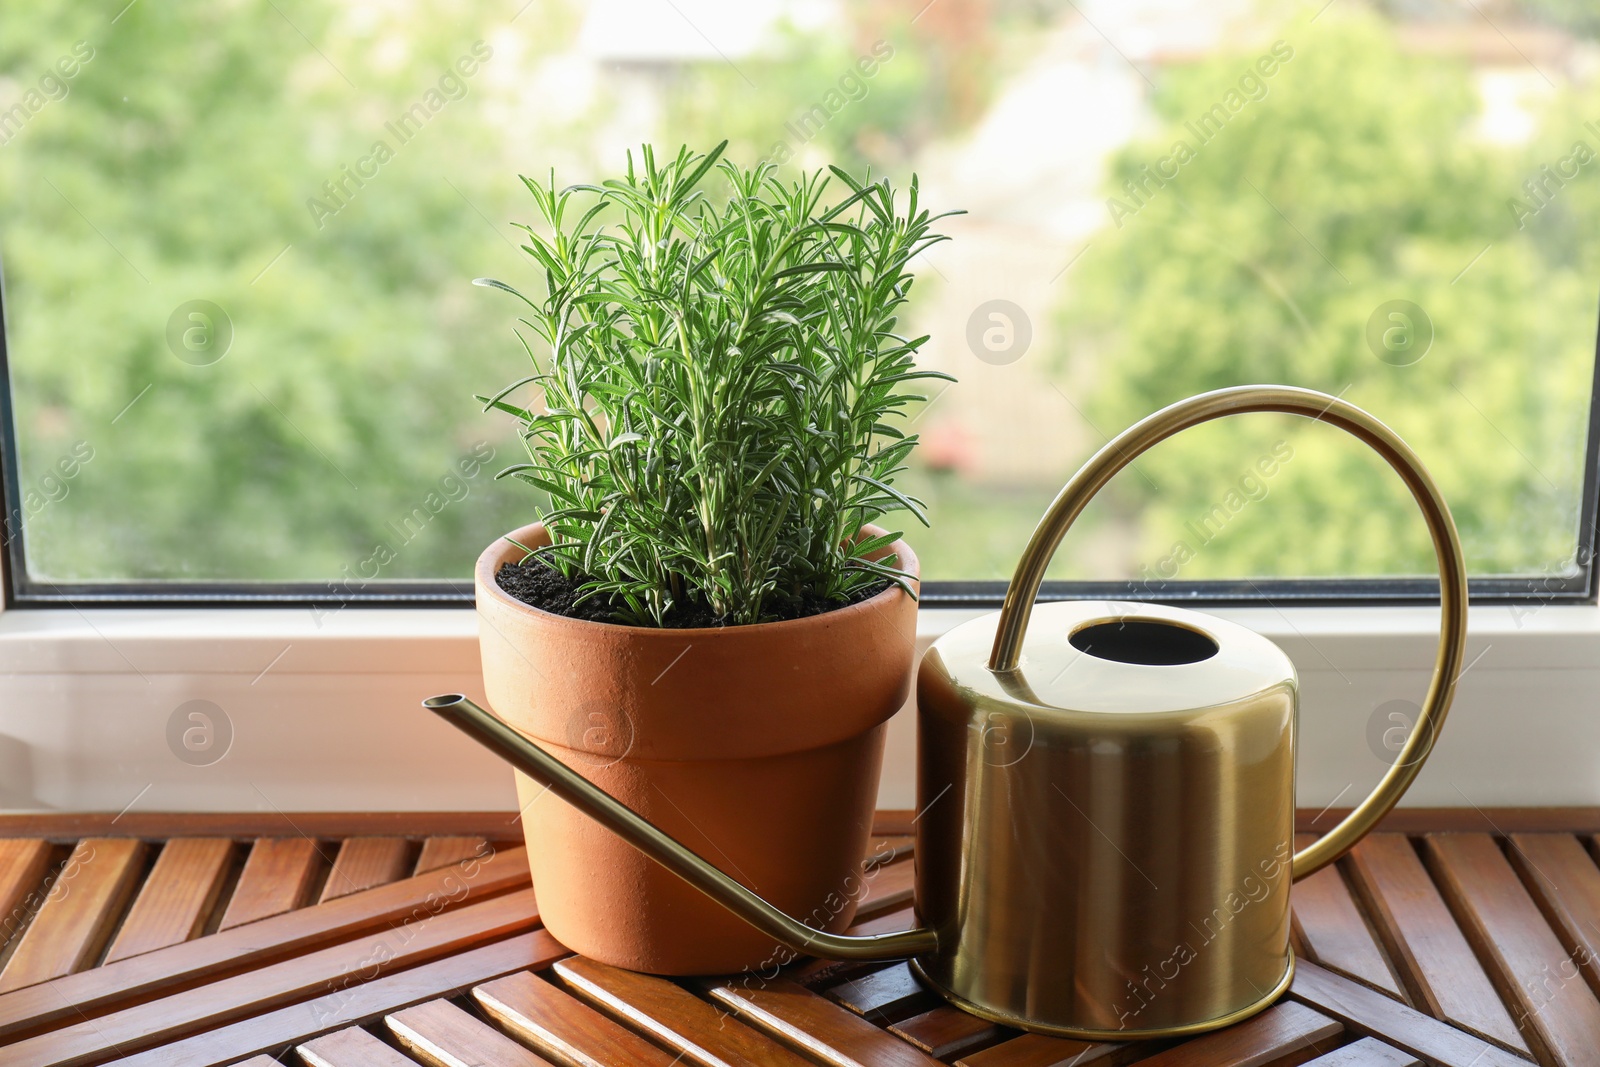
[477,143,959,626]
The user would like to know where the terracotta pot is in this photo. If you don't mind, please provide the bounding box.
[475,522,919,974]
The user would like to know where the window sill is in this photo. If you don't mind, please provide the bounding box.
[0,602,1592,813]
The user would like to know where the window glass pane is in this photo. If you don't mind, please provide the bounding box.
[2,0,1593,590]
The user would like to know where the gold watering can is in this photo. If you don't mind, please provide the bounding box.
[427,385,1468,1040]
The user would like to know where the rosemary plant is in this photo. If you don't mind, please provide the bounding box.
[476,143,957,626]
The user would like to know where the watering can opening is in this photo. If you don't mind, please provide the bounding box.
[1068,617,1219,666]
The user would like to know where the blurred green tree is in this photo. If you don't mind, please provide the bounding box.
[0,0,565,581]
[1056,9,1594,581]
[2,1,1593,590]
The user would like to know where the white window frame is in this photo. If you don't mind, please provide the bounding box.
[3,565,1596,814]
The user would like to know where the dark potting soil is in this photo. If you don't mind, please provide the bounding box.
[494,557,889,628]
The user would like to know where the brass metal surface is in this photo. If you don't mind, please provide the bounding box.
[910,384,1467,1036]
[916,597,1300,1034]
[987,385,1467,880]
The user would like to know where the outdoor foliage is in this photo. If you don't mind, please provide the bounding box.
[0,0,550,582]
[1056,9,1595,581]
[479,143,955,624]
[0,1,1594,591]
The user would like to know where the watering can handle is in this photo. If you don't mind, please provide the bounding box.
[987,385,1469,881]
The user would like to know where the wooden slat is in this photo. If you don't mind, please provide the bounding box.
[789,853,916,987]
[473,969,680,1067]
[955,1034,1125,1066]
[1343,833,1529,1052]
[387,997,553,1067]
[106,929,566,1067]
[0,838,145,991]
[784,841,913,986]
[1132,1001,1341,1066]
[1299,808,1600,835]
[843,903,916,938]
[413,838,488,875]
[1303,1036,1422,1065]
[888,1005,1006,1059]
[872,812,914,836]
[1289,834,1404,998]
[4,809,1598,1066]
[869,836,915,864]
[1290,959,1536,1067]
[0,888,542,1067]
[554,955,816,1067]
[0,812,518,840]
[1425,832,1600,1067]
[856,859,915,921]
[230,1058,283,1067]
[707,974,945,1067]
[790,904,922,989]
[0,840,52,947]
[319,839,410,903]
[0,806,1587,841]
[297,1026,417,1067]
[1507,833,1600,1001]
[828,962,937,1022]
[788,957,872,988]
[0,844,530,1041]
[104,839,233,963]
[220,839,322,930]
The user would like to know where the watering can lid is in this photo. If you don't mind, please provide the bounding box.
[924,600,1297,716]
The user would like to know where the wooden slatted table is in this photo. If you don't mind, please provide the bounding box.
[0,809,1595,1066]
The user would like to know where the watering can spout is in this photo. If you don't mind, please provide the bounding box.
[423,693,938,963]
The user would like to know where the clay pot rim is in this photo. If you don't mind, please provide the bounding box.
[475,521,919,638]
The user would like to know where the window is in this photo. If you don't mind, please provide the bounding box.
[2,0,1597,608]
